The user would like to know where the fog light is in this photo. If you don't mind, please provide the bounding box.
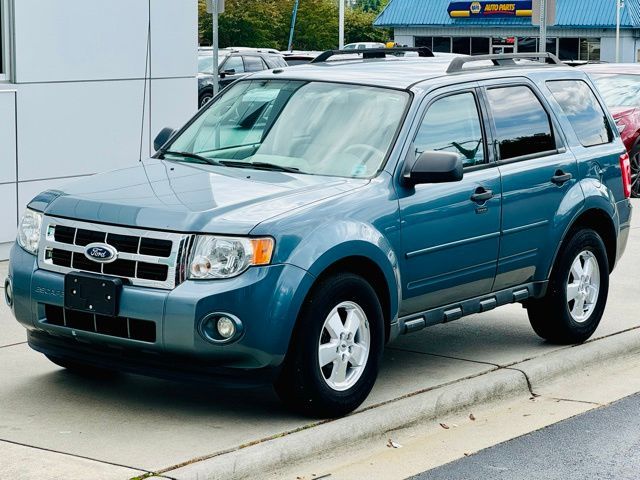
[4,279,12,308]
[199,312,243,344]
[217,316,236,339]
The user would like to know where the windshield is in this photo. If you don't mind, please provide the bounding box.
[198,55,226,74]
[166,80,409,178]
[591,73,640,108]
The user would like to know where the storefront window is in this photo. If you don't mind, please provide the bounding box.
[471,37,490,55]
[580,38,601,61]
[518,37,538,53]
[433,37,452,53]
[452,37,471,55]
[415,37,433,49]
[558,38,580,60]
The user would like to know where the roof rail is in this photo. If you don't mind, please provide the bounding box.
[446,52,563,74]
[311,47,434,63]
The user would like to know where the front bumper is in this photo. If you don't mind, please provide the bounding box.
[9,244,314,380]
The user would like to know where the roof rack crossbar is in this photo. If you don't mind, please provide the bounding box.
[446,52,563,74]
[311,47,434,63]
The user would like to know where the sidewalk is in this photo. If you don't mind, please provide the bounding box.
[0,203,638,479]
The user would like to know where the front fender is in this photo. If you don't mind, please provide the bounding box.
[285,221,401,332]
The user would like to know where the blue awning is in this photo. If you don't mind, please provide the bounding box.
[375,0,640,28]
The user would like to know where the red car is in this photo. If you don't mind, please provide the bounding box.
[582,64,640,197]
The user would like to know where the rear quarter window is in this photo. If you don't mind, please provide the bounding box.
[547,80,614,147]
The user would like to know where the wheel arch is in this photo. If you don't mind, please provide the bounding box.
[551,207,618,276]
[309,255,395,342]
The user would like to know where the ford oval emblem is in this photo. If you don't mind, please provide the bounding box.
[84,243,118,264]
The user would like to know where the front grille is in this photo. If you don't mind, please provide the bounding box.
[39,216,192,290]
[44,304,156,343]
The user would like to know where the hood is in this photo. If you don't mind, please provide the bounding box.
[609,106,638,119]
[40,160,366,234]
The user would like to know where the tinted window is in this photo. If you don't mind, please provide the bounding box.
[243,56,266,72]
[433,37,451,53]
[559,38,580,60]
[415,93,486,168]
[223,56,245,73]
[415,37,432,49]
[471,37,490,55]
[452,37,471,55]
[486,86,555,160]
[547,80,613,147]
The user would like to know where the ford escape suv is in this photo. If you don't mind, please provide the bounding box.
[7,50,633,418]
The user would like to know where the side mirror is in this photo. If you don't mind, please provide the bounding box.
[153,127,176,152]
[403,151,464,186]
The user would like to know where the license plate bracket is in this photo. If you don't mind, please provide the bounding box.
[64,272,122,317]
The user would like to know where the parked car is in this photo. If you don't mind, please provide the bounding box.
[198,48,288,108]
[282,51,322,66]
[7,50,632,418]
[343,42,386,50]
[581,63,640,197]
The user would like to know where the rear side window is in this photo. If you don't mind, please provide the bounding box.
[415,92,486,168]
[547,80,613,147]
[244,56,267,72]
[486,85,556,161]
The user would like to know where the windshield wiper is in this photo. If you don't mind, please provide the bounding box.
[160,150,223,167]
[220,160,300,174]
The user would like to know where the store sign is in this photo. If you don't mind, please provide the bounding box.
[448,1,533,18]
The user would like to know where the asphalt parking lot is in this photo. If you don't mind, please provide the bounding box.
[1,200,638,479]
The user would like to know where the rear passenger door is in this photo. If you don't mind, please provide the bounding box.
[480,80,581,291]
[398,87,502,315]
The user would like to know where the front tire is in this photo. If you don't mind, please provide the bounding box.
[527,229,609,344]
[275,273,384,418]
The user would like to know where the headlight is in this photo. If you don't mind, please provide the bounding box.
[188,236,274,280]
[17,209,43,255]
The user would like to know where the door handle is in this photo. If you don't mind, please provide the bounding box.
[551,170,573,186]
[470,187,494,204]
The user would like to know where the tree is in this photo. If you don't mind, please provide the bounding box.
[198,0,391,50]
[345,7,391,44]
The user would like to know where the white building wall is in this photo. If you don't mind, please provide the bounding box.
[0,0,198,259]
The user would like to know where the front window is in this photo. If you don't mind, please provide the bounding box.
[591,74,640,108]
[166,80,409,178]
[198,55,226,74]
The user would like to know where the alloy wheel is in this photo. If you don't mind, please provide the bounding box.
[318,301,371,392]
[566,250,601,323]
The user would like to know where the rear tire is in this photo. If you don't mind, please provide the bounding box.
[630,143,640,198]
[275,273,384,418]
[527,229,609,344]
[46,355,116,377]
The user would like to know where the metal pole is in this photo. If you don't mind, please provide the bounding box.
[539,0,547,56]
[339,0,345,49]
[288,0,300,52]
[212,2,219,96]
[616,0,622,62]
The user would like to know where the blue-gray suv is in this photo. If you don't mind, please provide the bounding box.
[6,50,633,417]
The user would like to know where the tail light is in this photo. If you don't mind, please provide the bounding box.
[620,153,632,199]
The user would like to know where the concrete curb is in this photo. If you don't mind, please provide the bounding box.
[162,328,640,480]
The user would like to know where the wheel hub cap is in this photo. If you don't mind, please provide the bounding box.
[318,301,371,392]
[566,250,600,324]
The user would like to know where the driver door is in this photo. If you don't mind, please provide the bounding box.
[398,87,502,316]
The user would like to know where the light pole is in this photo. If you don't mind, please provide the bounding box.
[339,0,345,49]
[539,0,547,55]
[287,0,300,52]
[616,0,624,63]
